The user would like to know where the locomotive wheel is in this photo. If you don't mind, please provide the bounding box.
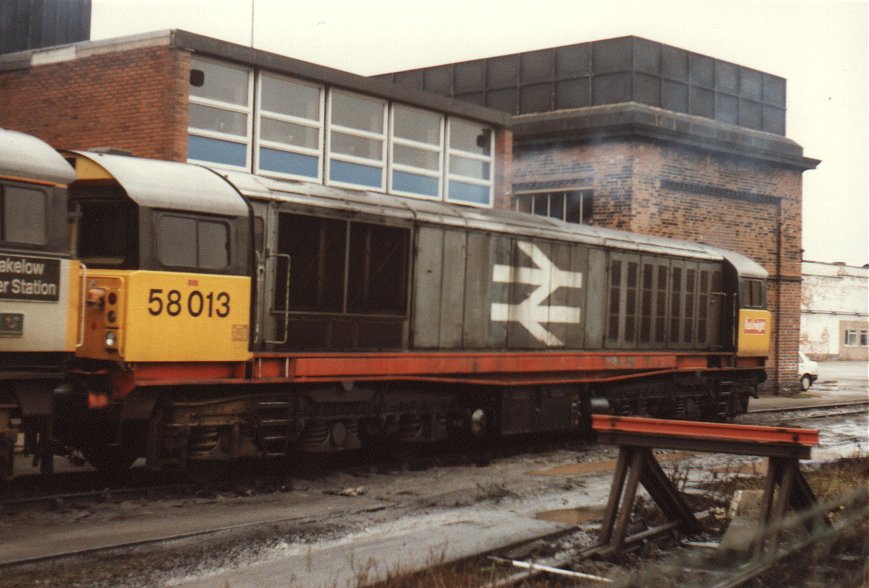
[81,442,138,474]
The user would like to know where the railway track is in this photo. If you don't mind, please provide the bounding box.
[3,400,863,514]
[1,400,863,586]
[746,398,868,416]
[0,500,390,571]
[483,487,868,588]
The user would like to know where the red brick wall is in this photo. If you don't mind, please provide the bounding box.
[513,137,804,392]
[0,45,189,161]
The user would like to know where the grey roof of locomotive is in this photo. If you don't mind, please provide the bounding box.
[0,128,76,185]
[67,150,250,217]
[215,169,768,279]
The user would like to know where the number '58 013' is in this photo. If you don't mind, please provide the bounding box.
[147,289,230,318]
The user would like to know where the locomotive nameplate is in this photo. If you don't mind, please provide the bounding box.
[0,255,60,301]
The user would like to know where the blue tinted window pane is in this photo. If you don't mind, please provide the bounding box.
[448,180,490,205]
[188,135,247,167]
[329,160,382,188]
[259,148,319,178]
[393,171,439,197]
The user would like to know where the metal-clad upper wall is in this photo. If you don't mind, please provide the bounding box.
[0,0,91,55]
[376,36,787,136]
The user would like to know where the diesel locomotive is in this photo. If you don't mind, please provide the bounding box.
[0,129,772,475]
[0,130,82,479]
[52,148,771,473]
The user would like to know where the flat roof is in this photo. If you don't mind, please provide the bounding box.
[0,29,510,128]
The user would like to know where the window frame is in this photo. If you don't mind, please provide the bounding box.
[445,117,494,208]
[388,104,445,200]
[514,189,593,224]
[156,212,232,272]
[187,57,254,172]
[186,60,500,206]
[255,73,325,182]
[325,89,388,191]
[0,182,48,247]
[843,329,868,347]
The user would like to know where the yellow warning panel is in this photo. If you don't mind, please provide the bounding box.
[737,309,772,357]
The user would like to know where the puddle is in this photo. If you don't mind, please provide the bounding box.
[536,505,605,524]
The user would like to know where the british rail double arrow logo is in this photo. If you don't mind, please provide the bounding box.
[490,241,583,346]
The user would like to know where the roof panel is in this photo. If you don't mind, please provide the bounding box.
[0,128,75,185]
[220,169,736,263]
[68,151,249,217]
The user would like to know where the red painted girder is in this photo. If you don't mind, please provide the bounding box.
[254,351,718,379]
[105,352,762,391]
[592,414,819,446]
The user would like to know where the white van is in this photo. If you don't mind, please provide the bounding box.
[798,351,819,391]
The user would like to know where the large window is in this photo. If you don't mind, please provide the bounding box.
[327,90,387,189]
[389,105,443,198]
[516,190,593,224]
[0,184,46,245]
[276,213,408,316]
[188,58,253,169]
[447,118,493,206]
[187,60,496,205]
[257,74,324,180]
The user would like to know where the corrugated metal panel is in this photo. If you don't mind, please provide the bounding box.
[0,0,91,55]
[376,35,788,135]
[585,249,608,348]
[462,232,507,348]
[438,230,467,348]
[412,226,444,348]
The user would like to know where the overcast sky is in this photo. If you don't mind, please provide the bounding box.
[90,0,868,266]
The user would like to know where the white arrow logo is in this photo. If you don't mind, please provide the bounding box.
[490,241,583,346]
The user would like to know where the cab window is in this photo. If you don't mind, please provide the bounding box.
[740,279,766,309]
[0,184,47,245]
[158,214,230,270]
[77,199,138,267]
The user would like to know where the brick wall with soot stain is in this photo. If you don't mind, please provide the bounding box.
[511,137,804,391]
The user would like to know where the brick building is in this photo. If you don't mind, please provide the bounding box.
[0,30,511,208]
[378,37,820,392]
